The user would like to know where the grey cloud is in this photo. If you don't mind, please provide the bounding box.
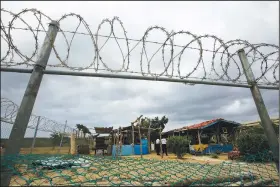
[139,84,278,123]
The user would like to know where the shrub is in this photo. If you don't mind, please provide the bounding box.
[215,150,222,155]
[210,153,219,159]
[235,131,271,161]
[167,136,190,159]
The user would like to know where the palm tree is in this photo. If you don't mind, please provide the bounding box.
[80,124,85,137]
[76,124,83,138]
[81,126,91,138]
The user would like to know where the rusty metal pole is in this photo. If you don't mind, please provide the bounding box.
[238,49,279,172]
[1,21,59,187]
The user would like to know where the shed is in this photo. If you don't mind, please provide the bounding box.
[164,119,241,154]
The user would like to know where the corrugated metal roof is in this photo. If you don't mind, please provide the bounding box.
[94,127,113,134]
[163,118,240,134]
[241,118,279,126]
[183,118,223,130]
[240,118,279,128]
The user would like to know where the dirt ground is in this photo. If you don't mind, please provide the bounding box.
[127,152,229,164]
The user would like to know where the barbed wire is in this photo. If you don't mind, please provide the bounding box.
[1,97,75,135]
[1,8,279,86]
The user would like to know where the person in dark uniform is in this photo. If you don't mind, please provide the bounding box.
[124,137,128,145]
[136,138,140,144]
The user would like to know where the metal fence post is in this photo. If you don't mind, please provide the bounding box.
[238,49,279,172]
[58,120,67,154]
[1,21,59,187]
[30,116,41,154]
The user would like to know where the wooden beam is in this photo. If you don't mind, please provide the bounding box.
[216,123,220,144]
[148,120,151,153]
[160,126,163,158]
[197,130,201,144]
[138,124,142,158]
[131,123,135,155]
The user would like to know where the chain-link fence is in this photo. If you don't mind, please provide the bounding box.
[1,152,278,186]
[1,97,75,155]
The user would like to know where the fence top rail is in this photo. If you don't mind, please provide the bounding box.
[1,67,278,90]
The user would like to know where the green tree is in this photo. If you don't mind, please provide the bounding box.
[50,132,62,149]
[76,124,83,138]
[167,136,190,159]
[81,125,91,138]
[144,116,169,142]
[140,117,151,128]
[235,127,275,162]
[151,116,169,130]
[236,133,269,155]
[140,116,169,130]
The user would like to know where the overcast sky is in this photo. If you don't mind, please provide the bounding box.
[1,1,279,138]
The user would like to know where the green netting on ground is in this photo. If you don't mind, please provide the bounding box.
[1,153,279,186]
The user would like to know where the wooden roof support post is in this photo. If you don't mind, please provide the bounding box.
[138,121,143,159]
[160,126,163,159]
[119,127,123,160]
[216,123,220,144]
[131,123,135,155]
[148,120,151,153]
[70,132,76,155]
[197,130,202,145]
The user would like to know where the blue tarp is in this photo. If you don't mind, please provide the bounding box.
[141,139,148,146]
[190,144,233,154]
[134,145,149,155]
[134,139,149,155]
[203,144,233,154]
[32,157,91,169]
[112,139,149,156]
[112,145,133,156]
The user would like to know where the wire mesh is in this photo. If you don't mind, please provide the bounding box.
[1,152,278,186]
[1,97,75,154]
